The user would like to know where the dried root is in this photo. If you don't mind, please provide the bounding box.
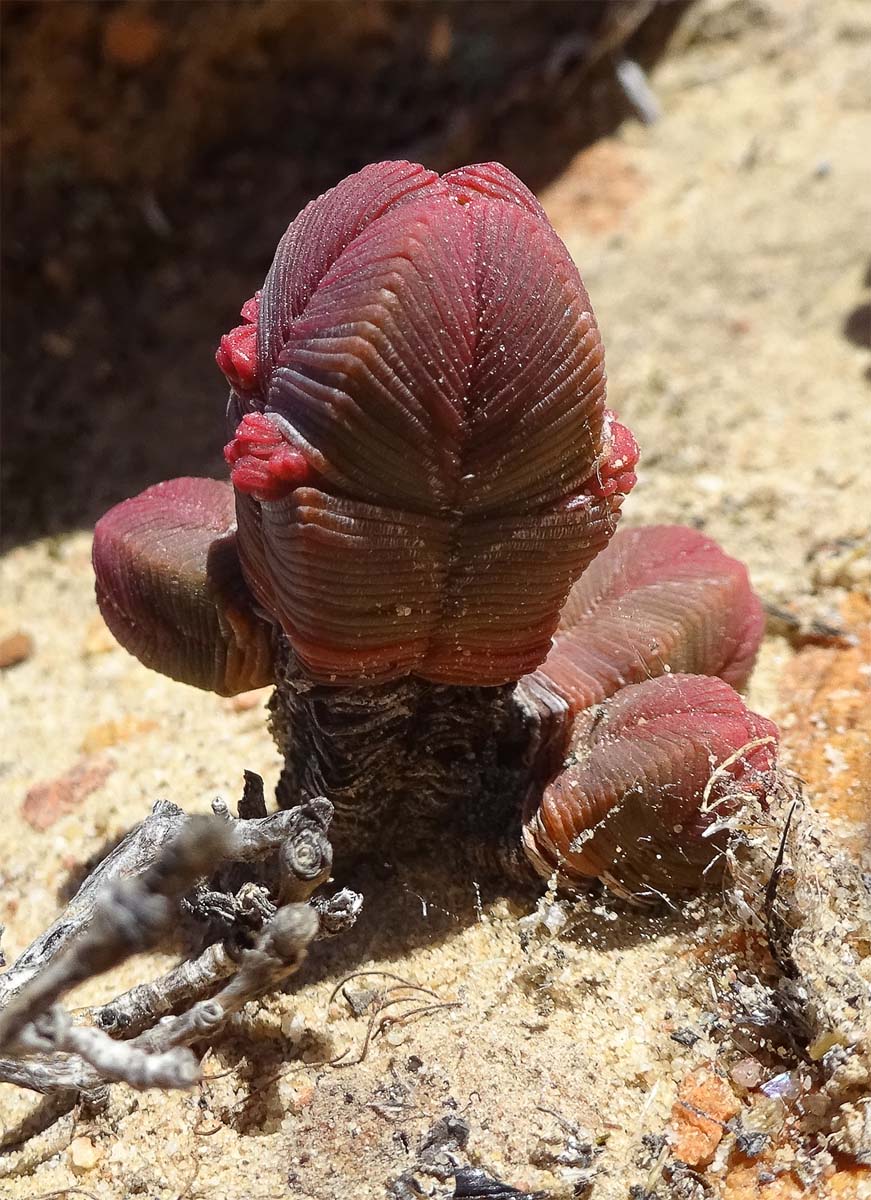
[329,971,461,1067]
[724,770,871,1163]
[0,773,361,1101]
[728,775,870,1057]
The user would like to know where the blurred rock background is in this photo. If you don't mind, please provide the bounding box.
[1,0,685,543]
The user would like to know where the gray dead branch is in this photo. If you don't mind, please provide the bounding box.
[0,776,360,1105]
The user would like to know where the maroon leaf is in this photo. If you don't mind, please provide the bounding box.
[522,672,778,898]
[93,477,275,695]
[530,523,765,717]
[257,160,443,392]
[219,160,635,684]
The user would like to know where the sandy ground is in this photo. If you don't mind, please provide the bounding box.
[1,1,869,1196]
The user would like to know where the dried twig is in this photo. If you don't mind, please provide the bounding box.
[0,787,337,1015]
[130,902,318,1057]
[763,600,854,647]
[92,940,239,1037]
[0,800,189,1011]
[0,815,231,1052]
[0,776,361,1102]
[91,886,360,1040]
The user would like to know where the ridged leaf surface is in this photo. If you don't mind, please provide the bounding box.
[226,160,623,684]
[531,523,764,709]
[523,672,777,898]
[93,478,274,695]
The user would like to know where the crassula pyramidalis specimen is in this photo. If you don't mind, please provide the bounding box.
[94,160,777,900]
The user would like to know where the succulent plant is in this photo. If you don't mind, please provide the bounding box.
[93,160,777,900]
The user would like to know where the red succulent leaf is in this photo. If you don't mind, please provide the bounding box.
[220,160,635,685]
[442,161,549,215]
[239,292,261,324]
[216,292,262,394]
[93,478,275,695]
[255,161,444,389]
[516,522,771,896]
[522,672,778,898]
[523,524,765,741]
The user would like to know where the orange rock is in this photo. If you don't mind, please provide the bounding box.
[724,1161,870,1199]
[778,593,871,847]
[81,715,157,753]
[827,1167,871,1197]
[22,758,114,831]
[0,630,34,669]
[102,8,163,69]
[723,1162,804,1199]
[282,1073,316,1114]
[669,1068,741,1167]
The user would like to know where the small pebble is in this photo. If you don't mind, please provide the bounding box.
[70,1135,101,1173]
[669,1069,740,1167]
[730,1057,763,1089]
[227,688,268,712]
[81,716,157,752]
[22,758,115,831]
[281,1073,316,1114]
[0,630,33,669]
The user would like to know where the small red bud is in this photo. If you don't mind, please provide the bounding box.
[239,291,261,324]
[216,323,259,393]
[224,413,311,502]
[584,411,639,499]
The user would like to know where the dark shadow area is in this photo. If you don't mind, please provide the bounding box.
[843,302,871,350]
[49,820,704,978]
[2,0,690,548]
[299,853,710,1002]
[45,800,709,1036]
